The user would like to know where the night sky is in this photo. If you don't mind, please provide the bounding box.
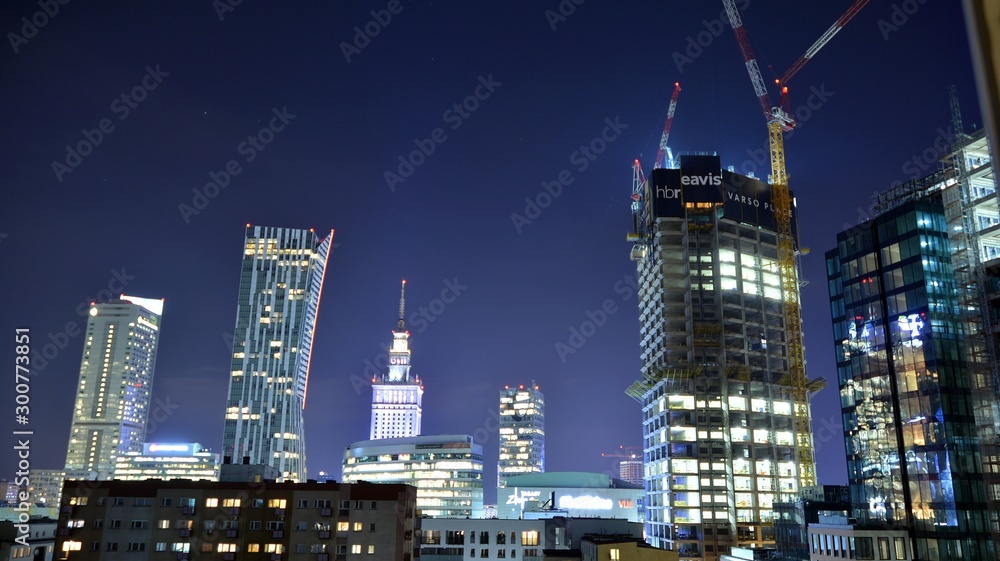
[1,1,981,504]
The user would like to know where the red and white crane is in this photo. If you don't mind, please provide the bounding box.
[654,82,682,169]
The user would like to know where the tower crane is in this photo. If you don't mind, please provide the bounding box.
[654,82,682,169]
[629,83,682,261]
[721,0,869,488]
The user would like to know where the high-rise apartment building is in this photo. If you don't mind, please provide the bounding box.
[827,196,995,560]
[498,383,544,487]
[64,295,163,480]
[626,155,825,560]
[370,281,423,440]
[222,225,333,482]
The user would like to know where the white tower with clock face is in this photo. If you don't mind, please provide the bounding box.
[370,280,424,440]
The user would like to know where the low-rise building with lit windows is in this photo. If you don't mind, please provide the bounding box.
[113,443,219,482]
[417,516,645,560]
[1,519,56,561]
[54,478,417,561]
[342,435,483,519]
[807,517,912,561]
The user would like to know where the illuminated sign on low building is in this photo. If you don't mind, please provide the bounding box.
[558,495,613,510]
[506,490,542,508]
[144,443,195,455]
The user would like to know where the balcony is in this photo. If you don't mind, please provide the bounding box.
[274,508,285,516]
[272,530,284,539]
[317,555,329,561]
[320,508,332,517]
[271,555,282,561]
[227,507,240,516]
[223,555,235,561]
[58,528,71,536]
[179,530,191,538]
[176,554,189,560]
[181,506,195,515]
[318,531,331,539]
[226,530,238,538]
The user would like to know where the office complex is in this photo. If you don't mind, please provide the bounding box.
[626,155,825,559]
[113,443,220,481]
[28,469,67,506]
[370,281,424,440]
[618,458,644,486]
[497,383,544,487]
[55,479,418,561]
[342,435,483,518]
[64,296,164,480]
[827,196,995,560]
[222,225,333,482]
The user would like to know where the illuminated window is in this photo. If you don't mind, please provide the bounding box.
[217,544,237,553]
[337,522,349,532]
[351,545,362,554]
[267,499,286,509]
[367,545,375,555]
[222,498,241,507]
[610,549,621,560]
[353,522,363,532]
[265,544,284,554]
[247,544,260,553]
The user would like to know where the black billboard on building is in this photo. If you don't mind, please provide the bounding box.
[647,154,797,234]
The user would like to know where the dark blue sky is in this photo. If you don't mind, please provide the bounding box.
[1,1,980,503]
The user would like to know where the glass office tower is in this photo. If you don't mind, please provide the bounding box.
[498,383,545,487]
[826,197,994,560]
[222,225,333,482]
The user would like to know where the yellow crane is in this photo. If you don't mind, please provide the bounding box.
[721,0,869,486]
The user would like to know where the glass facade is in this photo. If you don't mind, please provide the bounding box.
[222,225,333,482]
[342,435,484,518]
[826,198,994,560]
[498,384,545,487]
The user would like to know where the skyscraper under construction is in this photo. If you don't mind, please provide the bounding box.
[627,154,825,560]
